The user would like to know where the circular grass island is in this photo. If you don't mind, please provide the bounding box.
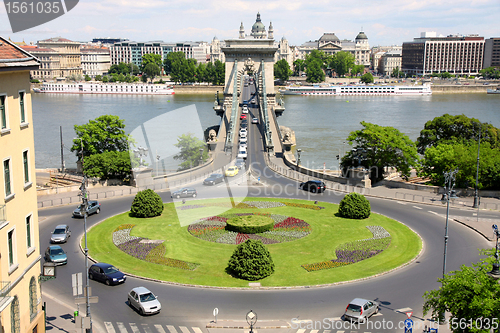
[86,198,422,287]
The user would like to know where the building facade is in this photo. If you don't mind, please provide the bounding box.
[0,36,44,333]
[81,46,111,77]
[483,37,500,68]
[36,37,82,78]
[402,32,485,75]
[18,45,60,80]
[379,49,402,76]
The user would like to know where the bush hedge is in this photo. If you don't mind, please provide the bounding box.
[130,189,164,218]
[225,215,274,234]
[338,192,371,219]
[227,239,275,281]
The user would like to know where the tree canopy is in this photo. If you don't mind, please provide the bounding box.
[293,59,306,75]
[274,59,292,82]
[141,53,163,72]
[330,51,355,77]
[173,133,208,171]
[83,151,134,181]
[360,72,374,84]
[305,59,325,83]
[71,115,130,160]
[143,63,161,83]
[164,52,186,75]
[341,121,419,182]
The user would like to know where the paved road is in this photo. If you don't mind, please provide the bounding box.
[39,82,496,333]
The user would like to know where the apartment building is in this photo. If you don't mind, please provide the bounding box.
[483,37,500,68]
[0,36,44,333]
[379,49,402,76]
[402,32,485,75]
[36,37,82,78]
[81,46,111,77]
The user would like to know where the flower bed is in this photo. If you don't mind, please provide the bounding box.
[112,225,199,270]
[174,201,324,211]
[301,226,391,272]
[188,213,311,244]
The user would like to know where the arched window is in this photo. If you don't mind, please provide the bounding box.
[29,276,38,320]
[11,296,20,333]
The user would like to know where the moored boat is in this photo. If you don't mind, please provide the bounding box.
[487,88,500,94]
[40,82,175,95]
[279,84,432,96]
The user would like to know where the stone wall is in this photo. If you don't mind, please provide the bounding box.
[173,85,223,94]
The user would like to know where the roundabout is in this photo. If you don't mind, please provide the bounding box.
[85,198,422,287]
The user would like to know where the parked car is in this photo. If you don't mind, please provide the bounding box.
[171,187,197,198]
[73,200,101,218]
[299,180,326,193]
[225,166,239,177]
[239,136,248,143]
[252,117,258,124]
[89,262,126,285]
[203,173,224,185]
[235,158,246,169]
[240,114,247,120]
[45,245,67,265]
[50,224,71,243]
[343,298,379,322]
[128,287,161,315]
[237,149,248,159]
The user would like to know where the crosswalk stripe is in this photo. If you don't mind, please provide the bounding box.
[104,322,116,333]
[336,331,345,333]
[142,324,152,333]
[166,325,178,333]
[323,330,331,333]
[413,206,423,210]
[154,325,166,333]
[179,327,190,333]
[296,329,306,333]
[117,322,127,333]
[310,330,319,333]
[129,323,140,333]
[192,328,203,333]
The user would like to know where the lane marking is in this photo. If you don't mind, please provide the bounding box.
[154,325,166,333]
[117,323,127,333]
[396,201,407,205]
[104,322,116,333]
[296,329,307,333]
[142,324,152,333]
[179,327,190,333]
[192,328,203,333]
[166,325,178,333]
[310,330,319,333]
[129,323,140,333]
[413,206,423,210]
[394,307,413,313]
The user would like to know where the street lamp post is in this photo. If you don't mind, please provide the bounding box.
[297,149,302,167]
[473,124,481,208]
[488,224,500,283]
[79,176,92,333]
[442,169,458,280]
[199,148,204,166]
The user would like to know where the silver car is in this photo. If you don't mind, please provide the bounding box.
[73,200,101,218]
[343,298,379,322]
[128,287,161,315]
[50,224,71,243]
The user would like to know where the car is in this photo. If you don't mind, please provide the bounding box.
[171,187,197,198]
[237,150,248,159]
[50,224,71,243]
[89,262,126,286]
[239,128,247,137]
[240,122,248,129]
[252,117,258,124]
[239,144,248,151]
[44,245,67,265]
[300,180,326,193]
[343,298,379,322]
[225,166,239,177]
[235,158,246,169]
[240,114,247,120]
[203,173,224,185]
[239,136,248,144]
[251,99,256,104]
[128,287,161,315]
[73,200,101,218]
[242,106,248,114]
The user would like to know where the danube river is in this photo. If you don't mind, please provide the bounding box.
[32,92,500,170]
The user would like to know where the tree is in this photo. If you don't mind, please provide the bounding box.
[95,75,102,81]
[227,239,275,281]
[338,193,371,219]
[102,75,109,83]
[341,121,419,182]
[293,59,306,75]
[84,75,91,81]
[196,63,206,83]
[143,63,161,83]
[71,115,129,160]
[479,66,500,79]
[141,53,163,72]
[164,52,186,75]
[392,67,404,78]
[83,151,133,181]
[330,51,355,77]
[130,189,164,218]
[213,60,225,85]
[416,114,500,155]
[173,133,208,171]
[360,72,374,84]
[274,59,292,82]
[423,250,500,332]
[306,59,325,83]
[351,64,364,77]
[440,71,452,79]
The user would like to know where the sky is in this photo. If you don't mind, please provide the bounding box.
[1,0,499,47]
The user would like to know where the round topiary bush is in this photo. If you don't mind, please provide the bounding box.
[225,215,274,234]
[338,192,371,219]
[227,239,275,281]
[130,189,164,218]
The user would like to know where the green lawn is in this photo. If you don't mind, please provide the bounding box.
[86,198,421,287]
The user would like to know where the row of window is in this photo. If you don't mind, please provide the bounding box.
[9,276,40,333]
[1,92,26,131]
[3,149,32,199]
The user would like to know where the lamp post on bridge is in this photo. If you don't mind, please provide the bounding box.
[487,224,500,284]
[296,149,302,167]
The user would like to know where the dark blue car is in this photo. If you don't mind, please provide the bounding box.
[89,262,126,286]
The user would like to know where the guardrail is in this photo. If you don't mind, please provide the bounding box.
[395,191,499,210]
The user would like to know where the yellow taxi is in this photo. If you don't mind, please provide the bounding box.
[225,166,239,177]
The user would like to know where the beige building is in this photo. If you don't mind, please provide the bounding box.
[81,46,111,77]
[36,37,82,78]
[18,45,60,79]
[0,36,44,333]
[379,49,402,76]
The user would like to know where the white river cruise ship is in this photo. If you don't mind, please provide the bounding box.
[39,83,175,95]
[279,84,432,96]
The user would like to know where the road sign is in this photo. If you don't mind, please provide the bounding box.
[404,318,413,333]
[406,311,413,319]
[258,177,260,182]
[72,273,82,296]
[74,296,98,304]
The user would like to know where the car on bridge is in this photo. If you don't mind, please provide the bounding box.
[225,166,239,177]
[237,149,248,159]
[299,180,326,193]
[239,128,247,137]
[171,187,197,198]
[235,158,245,169]
[240,114,247,120]
[203,173,224,185]
[252,117,258,124]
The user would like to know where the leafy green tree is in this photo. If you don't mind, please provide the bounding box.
[351,64,364,77]
[130,189,164,218]
[84,75,91,81]
[213,60,225,85]
[330,51,355,77]
[479,66,500,79]
[83,151,133,181]
[173,133,208,171]
[141,53,163,72]
[306,60,325,83]
[416,114,500,155]
[143,63,161,83]
[102,75,109,83]
[274,59,292,82]
[341,121,419,182]
[360,72,374,83]
[95,75,102,81]
[293,59,306,75]
[391,67,404,78]
[71,115,129,160]
[423,250,500,332]
[440,72,452,79]
[227,239,275,281]
[164,52,186,75]
[196,63,206,83]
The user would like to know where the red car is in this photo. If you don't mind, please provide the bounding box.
[240,114,247,120]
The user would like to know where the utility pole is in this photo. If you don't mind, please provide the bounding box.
[79,176,92,333]
[60,126,65,172]
[473,123,481,208]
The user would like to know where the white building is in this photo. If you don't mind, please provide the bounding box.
[81,46,111,77]
[379,49,402,76]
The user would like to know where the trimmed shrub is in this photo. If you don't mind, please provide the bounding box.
[338,192,371,219]
[225,215,274,234]
[130,189,164,218]
[227,239,275,281]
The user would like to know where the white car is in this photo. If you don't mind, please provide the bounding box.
[237,149,248,159]
[252,117,258,124]
[239,129,247,137]
[239,135,248,143]
[242,106,248,114]
[239,143,247,150]
[128,287,161,315]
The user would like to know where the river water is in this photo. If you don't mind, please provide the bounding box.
[32,93,500,170]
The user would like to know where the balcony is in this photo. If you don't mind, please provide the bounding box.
[0,281,12,312]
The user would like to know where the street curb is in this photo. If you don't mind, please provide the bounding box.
[206,320,290,329]
[452,218,493,242]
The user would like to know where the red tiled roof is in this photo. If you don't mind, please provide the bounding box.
[0,36,40,69]
[39,37,77,43]
[0,36,29,60]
